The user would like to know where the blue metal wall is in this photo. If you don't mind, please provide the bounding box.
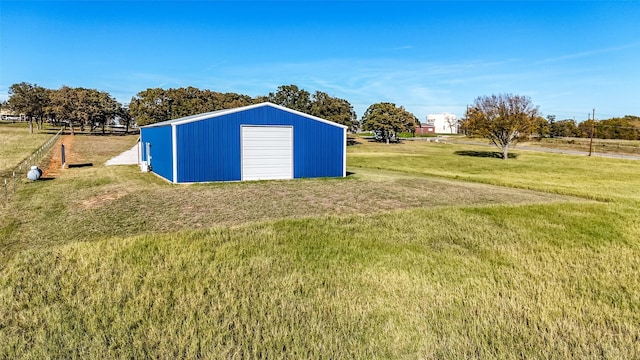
[140,125,174,182]
[174,106,344,183]
[175,113,240,182]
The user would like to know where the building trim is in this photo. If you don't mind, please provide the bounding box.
[343,128,347,177]
[171,123,178,184]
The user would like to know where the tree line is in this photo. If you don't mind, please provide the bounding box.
[7,82,637,151]
[538,115,640,140]
[129,84,362,133]
[4,83,130,135]
[3,83,365,134]
[3,82,422,142]
[462,94,640,160]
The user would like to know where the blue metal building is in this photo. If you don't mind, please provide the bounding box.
[139,102,347,183]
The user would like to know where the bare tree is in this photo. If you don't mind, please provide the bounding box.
[444,113,459,134]
[463,94,539,160]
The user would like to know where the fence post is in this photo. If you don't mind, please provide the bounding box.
[3,179,7,206]
[61,144,66,169]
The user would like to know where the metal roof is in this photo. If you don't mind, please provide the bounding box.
[140,102,348,129]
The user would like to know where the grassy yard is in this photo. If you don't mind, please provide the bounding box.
[1,135,639,358]
[0,123,56,174]
[348,138,640,203]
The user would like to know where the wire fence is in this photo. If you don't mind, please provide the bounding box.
[2,127,64,207]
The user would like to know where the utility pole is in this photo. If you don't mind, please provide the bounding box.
[588,108,595,156]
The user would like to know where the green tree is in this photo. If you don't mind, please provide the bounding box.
[624,115,640,130]
[50,86,79,134]
[215,91,253,110]
[267,85,311,113]
[64,88,113,133]
[89,90,119,134]
[577,119,597,139]
[129,85,360,130]
[47,87,118,134]
[163,87,200,118]
[597,117,639,140]
[361,102,418,144]
[310,91,359,132]
[463,94,539,160]
[550,119,579,138]
[253,95,269,104]
[130,87,255,126]
[129,88,172,126]
[536,115,554,138]
[116,104,134,133]
[43,89,60,126]
[8,82,49,134]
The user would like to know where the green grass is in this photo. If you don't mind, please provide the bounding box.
[0,123,56,173]
[348,138,640,203]
[1,163,579,263]
[357,132,450,138]
[1,134,640,358]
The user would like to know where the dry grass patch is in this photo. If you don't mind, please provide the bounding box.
[132,171,578,228]
[78,190,129,210]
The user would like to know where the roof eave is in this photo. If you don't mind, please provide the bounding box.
[140,102,348,130]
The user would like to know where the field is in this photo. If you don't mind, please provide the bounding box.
[0,123,55,176]
[523,137,640,156]
[1,130,640,358]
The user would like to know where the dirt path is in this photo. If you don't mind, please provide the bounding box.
[42,135,84,178]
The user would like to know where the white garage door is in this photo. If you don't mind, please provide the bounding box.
[242,126,293,181]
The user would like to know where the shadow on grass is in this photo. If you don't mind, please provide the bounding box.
[365,138,403,144]
[67,163,94,168]
[347,137,362,146]
[454,150,518,159]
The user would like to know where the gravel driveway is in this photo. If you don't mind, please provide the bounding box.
[105,145,139,165]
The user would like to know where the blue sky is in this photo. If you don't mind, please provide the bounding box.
[1,1,639,121]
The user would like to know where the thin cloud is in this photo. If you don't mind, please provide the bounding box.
[204,61,228,71]
[197,57,516,117]
[391,45,414,50]
[539,42,640,64]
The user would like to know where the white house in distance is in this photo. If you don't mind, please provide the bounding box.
[426,113,459,134]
